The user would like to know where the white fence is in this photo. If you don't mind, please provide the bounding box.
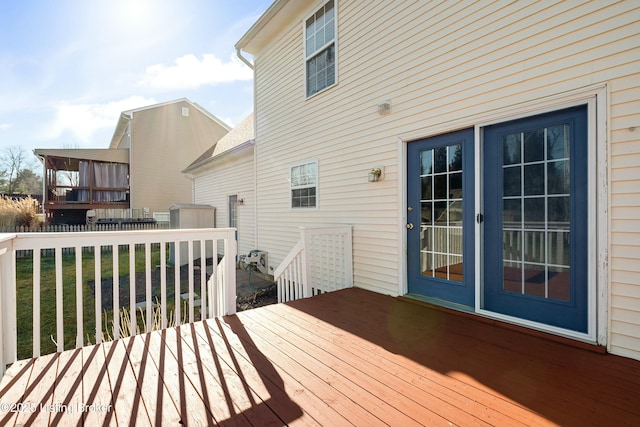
[274,225,353,303]
[0,228,236,375]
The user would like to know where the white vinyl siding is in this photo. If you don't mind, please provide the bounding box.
[192,148,255,258]
[252,0,640,357]
[609,73,640,361]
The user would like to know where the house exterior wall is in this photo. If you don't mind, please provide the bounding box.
[250,0,640,359]
[129,100,229,216]
[192,148,256,257]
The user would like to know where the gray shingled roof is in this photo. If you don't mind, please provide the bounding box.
[184,112,254,172]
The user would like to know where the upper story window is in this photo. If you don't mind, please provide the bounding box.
[305,0,336,97]
[291,160,318,208]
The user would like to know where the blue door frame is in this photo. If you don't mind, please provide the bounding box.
[482,105,588,332]
[407,128,475,307]
[406,105,589,333]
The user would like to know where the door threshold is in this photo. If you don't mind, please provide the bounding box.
[399,293,606,355]
[403,293,474,314]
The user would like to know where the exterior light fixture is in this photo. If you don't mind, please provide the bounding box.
[377,100,391,116]
[368,167,383,182]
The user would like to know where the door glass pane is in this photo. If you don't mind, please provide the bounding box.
[421,176,432,200]
[524,164,544,196]
[419,142,464,282]
[524,129,544,162]
[449,172,462,198]
[421,202,433,225]
[503,166,521,196]
[434,147,447,173]
[501,124,571,301]
[547,160,570,194]
[448,144,462,171]
[503,133,521,165]
[548,266,571,302]
[434,175,447,199]
[420,150,433,174]
[547,125,570,160]
[503,230,522,262]
[229,195,238,228]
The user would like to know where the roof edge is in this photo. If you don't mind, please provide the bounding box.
[182,139,255,174]
[122,98,231,131]
[235,0,288,53]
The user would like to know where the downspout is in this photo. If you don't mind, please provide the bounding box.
[236,47,259,253]
[236,48,254,71]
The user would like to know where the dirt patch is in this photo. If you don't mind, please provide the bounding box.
[88,261,277,313]
[237,285,277,312]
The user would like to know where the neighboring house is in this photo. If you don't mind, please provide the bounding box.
[183,113,256,257]
[35,98,229,224]
[234,1,640,360]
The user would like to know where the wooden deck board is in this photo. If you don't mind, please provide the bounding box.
[271,293,550,426]
[81,343,117,426]
[48,348,84,426]
[241,306,462,426]
[0,358,34,427]
[256,302,531,426]
[218,314,383,426]
[234,309,428,426]
[199,319,331,427]
[103,338,152,426]
[14,352,60,426]
[178,323,284,427]
[147,328,214,426]
[1,287,640,426]
[124,333,183,426]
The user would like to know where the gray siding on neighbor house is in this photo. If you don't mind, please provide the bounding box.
[128,100,229,216]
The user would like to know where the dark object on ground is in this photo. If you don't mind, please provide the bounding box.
[88,260,277,313]
[237,284,277,312]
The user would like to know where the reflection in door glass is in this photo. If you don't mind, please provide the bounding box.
[501,125,571,301]
[419,143,463,282]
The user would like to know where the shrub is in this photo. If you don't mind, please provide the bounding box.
[0,196,39,228]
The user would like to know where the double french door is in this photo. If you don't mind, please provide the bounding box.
[407,105,588,332]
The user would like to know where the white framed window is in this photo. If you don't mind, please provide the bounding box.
[305,0,336,98]
[290,160,318,208]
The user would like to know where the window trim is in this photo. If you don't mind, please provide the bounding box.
[290,159,319,209]
[303,0,338,99]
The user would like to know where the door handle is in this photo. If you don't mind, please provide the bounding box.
[406,223,414,230]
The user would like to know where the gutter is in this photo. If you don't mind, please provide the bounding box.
[236,48,254,70]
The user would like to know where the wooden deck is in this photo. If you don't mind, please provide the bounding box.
[1,287,639,426]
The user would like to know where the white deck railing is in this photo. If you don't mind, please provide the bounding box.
[0,228,236,375]
[274,225,353,303]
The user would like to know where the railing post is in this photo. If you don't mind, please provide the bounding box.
[0,236,17,373]
[344,226,354,288]
[301,228,311,298]
[223,229,237,315]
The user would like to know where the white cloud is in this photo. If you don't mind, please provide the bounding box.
[47,96,156,144]
[137,53,252,90]
[0,124,11,130]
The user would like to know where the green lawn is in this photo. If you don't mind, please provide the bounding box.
[15,245,166,360]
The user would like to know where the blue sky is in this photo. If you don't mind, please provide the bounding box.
[0,0,271,154]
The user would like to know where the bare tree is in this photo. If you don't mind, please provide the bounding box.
[1,146,41,194]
